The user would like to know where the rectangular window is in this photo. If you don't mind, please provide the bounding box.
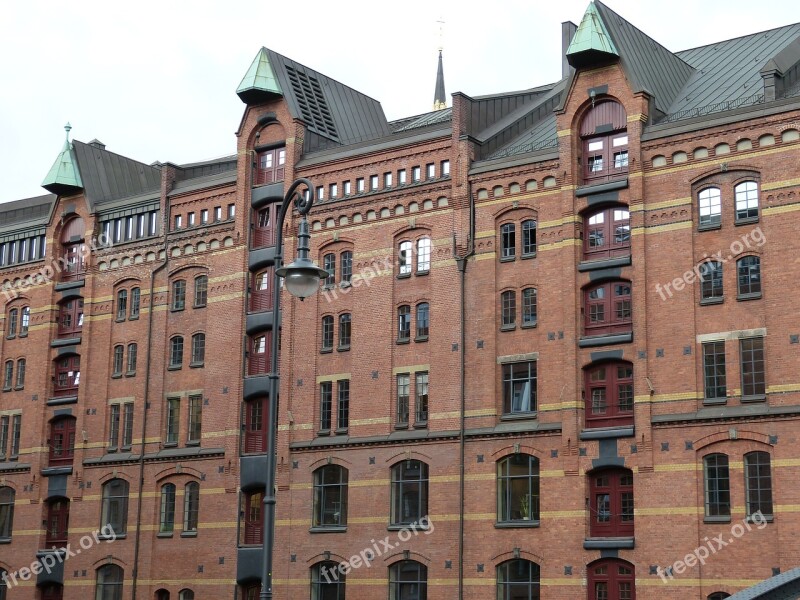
[323,253,336,286]
[228,203,236,218]
[745,452,773,517]
[412,166,421,182]
[320,382,332,431]
[109,404,121,449]
[187,212,196,227]
[188,394,202,443]
[704,454,731,517]
[340,251,353,284]
[441,160,450,176]
[329,183,338,199]
[356,178,365,193]
[337,380,350,431]
[11,414,21,457]
[174,215,182,230]
[316,186,324,200]
[200,209,208,224]
[112,346,124,376]
[703,341,727,401]
[172,280,186,310]
[370,175,379,191]
[398,169,407,185]
[740,337,766,398]
[397,374,410,426]
[166,398,180,444]
[415,372,429,424]
[130,287,140,319]
[0,416,9,458]
[426,163,435,179]
[502,361,537,414]
[122,403,134,448]
[384,172,392,188]
[343,181,351,196]
[194,276,208,307]
[214,206,222,221]
[149,211,159,236]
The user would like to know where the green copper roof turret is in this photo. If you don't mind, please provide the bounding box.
[237,48,282,104]
[42,123,83,196]
[566,2,619,68]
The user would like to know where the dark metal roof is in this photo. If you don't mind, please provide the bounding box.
[391,108,453,133]
[594,1,694,116]
[728,567,800,599]
[487,115,558,160]
[669,23,800,119]
[0,194,55,230]
[263,48,392,152]
[175,154,238,182]
[71,140,161,207]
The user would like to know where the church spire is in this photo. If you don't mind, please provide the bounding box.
[433,18,446,111]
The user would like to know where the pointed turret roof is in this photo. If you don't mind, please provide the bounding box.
[433,50,446,110]
[237,47,282,104]
[566,1,618,66]
[42,123,83,196]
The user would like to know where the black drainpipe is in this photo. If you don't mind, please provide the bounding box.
[453,181,475,600]
[131,193,171,600]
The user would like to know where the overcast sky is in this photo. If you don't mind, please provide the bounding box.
[1,0,798,204]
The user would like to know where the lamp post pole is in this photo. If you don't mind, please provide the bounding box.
[260,178,327,600]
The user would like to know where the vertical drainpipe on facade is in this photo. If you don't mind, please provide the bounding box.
[130,191,171,600]
[453,182,475,600]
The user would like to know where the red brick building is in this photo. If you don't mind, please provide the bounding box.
[3,2,800,599]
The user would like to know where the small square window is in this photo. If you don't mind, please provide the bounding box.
[412,166,421,182]
[174,215,182,230]
[316,186,324,200]
[356,178,365,193]
[200,209,208,224]
[214,206,222,221]
[384,172,392,188]
[426,163,435,179]
[370,175,379,191]
[343,181,351,196]
[187,212,196,226]
[329,183,338,199]
[398,169,407,185]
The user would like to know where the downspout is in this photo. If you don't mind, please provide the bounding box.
[131,194,171,600]
[453,181,475,600]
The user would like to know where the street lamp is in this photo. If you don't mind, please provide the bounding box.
[261,177,327,600]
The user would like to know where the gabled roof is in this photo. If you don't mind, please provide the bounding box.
[728,566,800,599]
[42,124,83,196]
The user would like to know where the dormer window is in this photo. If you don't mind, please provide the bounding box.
[580,100,628,184]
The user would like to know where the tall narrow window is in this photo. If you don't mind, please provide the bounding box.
[398,305,411,341]
[502,361,536,414]
[54,355,80,396]
[497,454,540,523]
[415,372,429,424]
[116,290,127,320]
[159,483,176,533]
[0,487,14,539]
[130,287,140,318]
[194,275,208,307]
[10,415,20,458]
[6,308,18,338]
[390,561,427,600]
[337,380,350,431]
[737,256,762,297]
[188,394,202,443]
[496,559,540,600]
[112,345,124,376]
[10,360,21,390]
[416,303,430,339]
[581,100,628,183]
[321,316,334,351]
[501,223,516,259]
[191,333,206,366]
[101,479,129,535]
[391,460,428,525]
[735,181,759,222]
[0,416,9,459]
[2,361,11,390]
[338,314,351,349]
[744,451,773,517]
[243,397,267,453]
[251,269,273,312]
[522,220,537,256]
[501,290,516,327]
[703,341,727,401]
[320,382,333,431]
[19,307,29,336]
[170,336,184,368]
[313,465,348,528]
[172,280,186,310]
[412,166,421,182]
[109,404,121,449]
[417,238,431,272]
[242,490,264,544]
[126,343,137,374]
[740,337,766,398]
[166,398,180,444]
[255,147,285,185]
[700,261,724,301]
[253,205,274,248]
[704,453,731,518]
[323,253,335,286]
[699,187,722,228]
[122,403,134,448]
[249,334,269,375]
[397,374,410,426]
[399,241,413,275]
[46,497,70,546]
[58,298,84,337]
[95,564,123,600]
[340,251,353,284]
[184,482,200,533]
[522,288,537,326]
[589,468,634,537]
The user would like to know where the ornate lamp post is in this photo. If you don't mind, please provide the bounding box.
[261,178,327,600]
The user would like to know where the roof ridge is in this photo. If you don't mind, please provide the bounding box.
[73,139,161,173]
[676,21,800,56]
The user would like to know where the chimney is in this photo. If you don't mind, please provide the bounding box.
[562,21,578,79]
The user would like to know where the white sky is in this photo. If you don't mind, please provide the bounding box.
[1,0,798,204]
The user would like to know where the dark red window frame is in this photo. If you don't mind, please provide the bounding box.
[250,268,274,312]
[242,489,265,544]
[254,147,285,186]
[252,204,277,249]
[46,497,70,546]
[589,469,634,538]
[49,417,76,466]
[581,100,629,184]
[583,207,631,261]
[41,583,64,600]
[588,558,636,600]
[53,355,80,397]
[243,396,268,454]
[58,298,84,337]
[584,281,632,337]
[61,243,86,282]
[585,362,634,428]
[248,332,271,376]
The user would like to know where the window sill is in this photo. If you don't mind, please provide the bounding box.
[0,537,10,544]
[415,270,430,277]
[413,421,428,429]
[500,412,538,421]
[578,255,632,272]
[700,296,724,306]
[18,332,28,338]
[395,423,409,430]
[703,397,728,406]
[99,534,124,541]
[414,336,429,343]
[185,440,200,447]
[170,307,185,313]
[111,374,123,379]
[5,335,15,341]
[339,281,351,289]
[396,338,411,345]
[500,324,517,332]
[703,516,731,524]
[337,345,350,352]
[578,332,633,348]
[580,426,635,440]
[735,216,760,226]
[189,362,205,368]
[388,523,430,532]
[521,252,537,260]
[125,371,136,377]
[317,429,331,437]
[741,394,767,403]
[2,387,12,393]
[193,304,207,309]
[334,428,349,436]
[309,526,347,534]
[120,445,132,452]
[521,322,537,329]
[13,385,23,391]
[107,446,118,453]
[129,316,140,321]
[167,365,182,371]
[320,348,333,354]
[157,532,174,538]
[737,292,762,301]
[495,520,540,529]
[115,317,126,323]
[181,531,198,538]
[396,273,412,280]
[499,256,516,263]
[698,223,722,232]
[583,537,635,550]
[163,442,178,448]
[746,514,773,523]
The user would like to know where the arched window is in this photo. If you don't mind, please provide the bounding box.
[323,253,336,286]
[171,279,186,310]
[584,281,632,337]
[522,289,537,326]
[522,220,537,256]
[179,590,195,600]
[6,307,18,338]
[500,223,516,259]
[311,561,345,600]
[398,241,413,275]
[130,287,140,318]
[389,561,427,600]
[699,261,723,301]
[127,343,138,374]
[497,454,540,523]
[737,256,761,297]
[243,397,268,454]
[496,559,540,600]
[58,298,84,337]
[0,569,6,600]
[703,453,730,518]
[248,333,270,375]
[2,361,10,390]
[397,305,411,341]
[699,187,722,228]
[416,303,430,339]
[340,250,353,284]
[169,336,184,368]
[338,313,351,349]
[708,593,731,600]
[417,237,431,272]
[313,465,348,528]
[184,482,200,533]
[155,590,170,600]
[391,460,428,525]
[242,489,264,544]
[160,483,176,533]
[583,207,630,260]
[101,479,129,535]
[113,345,124,376]
[95,564,123,600]
[587,558,635,600]
[116,289,128,320]
[321,316,334,351]
[744,451,773,518]
[589,468,634,537]
[735,181,759,222]
[0,486,14,539]
[251,268,273,312]
[501,290,516,327]
[20,306,30,336]
[191,333,206,366]
[49,416,77,466]
[585,362,634,428]
[580,100,628,183]
[45,497,70,546]
[194,275,208,308]
[15,358,25,389]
